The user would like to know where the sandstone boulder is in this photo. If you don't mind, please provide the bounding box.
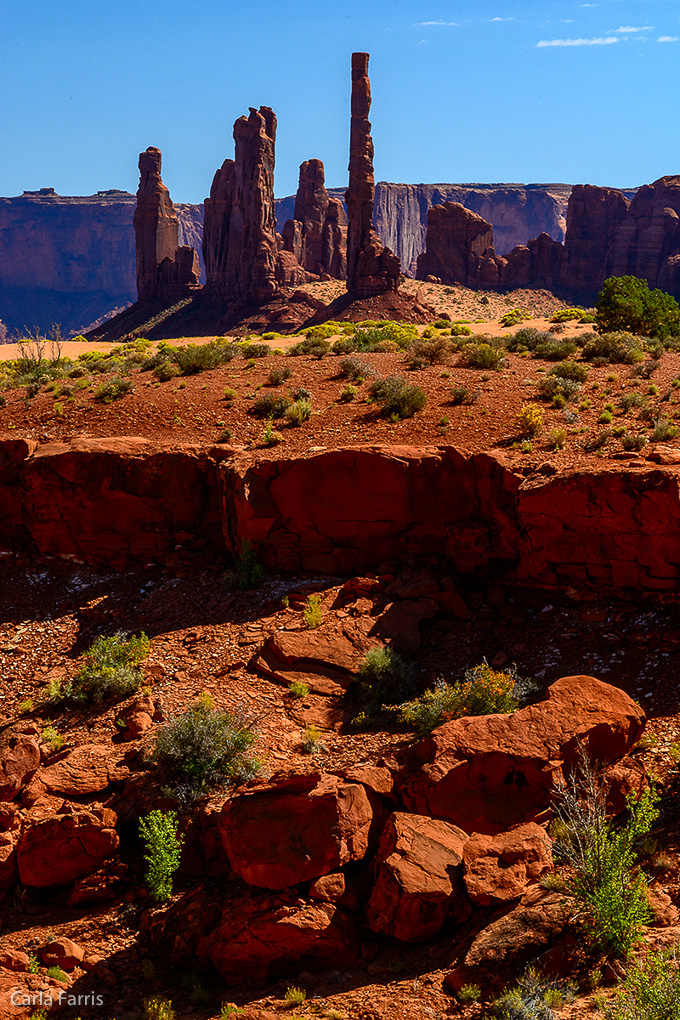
[446,887,570,994]
[220,773,377,889]
[0,736,41,801]
[41,744,128,796]
[400,676,644,834]
[17,806,119,887]
[200,895,360,984]
[0,970,69,1018]
[463,823,552,906]
[365,812,470,942]
[40,939,85,971]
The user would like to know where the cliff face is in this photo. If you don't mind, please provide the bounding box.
[0,189,204,335]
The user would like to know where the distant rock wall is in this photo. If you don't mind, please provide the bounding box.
[0,190,204,335]
[3,438,680,594]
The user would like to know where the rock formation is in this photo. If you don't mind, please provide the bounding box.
[281,159,347,278]
[561,184,630,296]
[605,175,680,295]
[345,52,400,296]
[203,107,308,306]
[416,203,494,286]
[133,147,200,303]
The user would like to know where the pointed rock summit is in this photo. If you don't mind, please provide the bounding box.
[133,147,200,302]
[345,52,400,297]
[282,159,347,278]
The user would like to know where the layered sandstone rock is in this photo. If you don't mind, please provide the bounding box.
[400,675,644,833]
[365,812,471,941]
[463,823,552,905]
[0,736,41,801]
[204,107,308,306]
[219,773,377,888]
[605,175,680,295]
[345,53,400,296]
[133,147,200,303]
[561,184,630,296]
[416,203,494,286]
[282,159,347,278]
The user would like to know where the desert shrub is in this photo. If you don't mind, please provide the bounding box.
[450,323,473,337]
[516,403,544,436]
[152,694,260,803]
[288,681,310,699]
[457,985,481,1004]
[173,343,223,374]
[94,375,134,402]
[261,420,283,446]
[651,416,678,441]
[300,321,344,340]
[595,275,680,339]
[234,540,264,589]
[266,367,292,386]
[433,318,450,329]
[458,342,505,370]
[252,393,291,418]
[369,376,427,419]
[534,338,578,361]
[46,966,68,982]
[621,433,647,451]
[339,384,357,402]
[154,360,180,382]
[581,331,644,364]
[303,593,323,628]
[500,308,530,328]
[242,342,270,358]
[538,374,582,403]
[339,356,373,381]
[41,726,64,751]
[551,751,659,959]
[285,398,312,426]
[507,327,551,353]
[145,997,175,1020]
[450,385,478,405]
[289,336,330,358]
[300,724,327,755]
[398,662,524,735]
[490,970,573,1019]
[619,391,647,414]
[223,387,237,404]
[603,944,680,1020]
[58,631,149,704]
[335,322,418,353]
[284,987,307,1006]
[548,428,567,450]
[139,809,184,902]
[551,307,587,323]
[405,336,453,368]
[549,361,588,383]
[355,647,417,716]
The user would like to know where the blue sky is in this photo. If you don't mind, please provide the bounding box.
[1,0,679,203]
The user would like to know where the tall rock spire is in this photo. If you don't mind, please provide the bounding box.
[282,159,347,278]
[133,147,199,303]
[345,52,400,297]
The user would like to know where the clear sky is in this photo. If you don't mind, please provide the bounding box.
[1,0,679,204]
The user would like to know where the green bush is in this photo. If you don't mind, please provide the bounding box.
[266,367,292,386]
[234,540,264,589]
[242,342,270,358]
[551,753,659,959]
[450,385,478,405]
[303,593,323,628]
[603,944,680,1019]
[339,356,373,381]
[46,965,68,982]
[621,432,647,451]
[651,417,678,441]
[548,361,588,383]
[289,336,330,358]
[369,376,427,419]
[551,307,587,323]
[355,647,417,716]
[398,662,521,735]
[490,970,573,1019]
[152,694,260,803]
[581,331,645,365]
[139,809,184,902]
[450,323,473,337]
[458,342,505,370]
[252,393,291,418]
[595,276,680,339]
[405,336,453,368]
[58,631,150,704]
[500,308,530,328]
[285,398,312,426]
[94,375,134,402]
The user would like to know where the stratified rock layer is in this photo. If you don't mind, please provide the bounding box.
[133,147,200,302]
[345,53,400,296]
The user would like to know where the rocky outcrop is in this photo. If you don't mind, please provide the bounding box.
[0,188,204,335]
[399,675,644,833]
[345,53,400,297]
[133,147,200,302]
[365,812,470,941]
[203,107,308,306]
[17,805,119,887]
[219,773,378,889]
[561,184,630,296]
[416,203,494,286]
[282,160,347,278]
[463,823,552,905]
[0,736,40,801]
[605,175,680,295]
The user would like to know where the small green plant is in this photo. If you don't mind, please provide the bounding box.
[267,366,292,386]
[285,398,312,426]
[262,420,284,446]
[18,698,34,715]
[217,427,233,443]
[603,944,680,1019]
[288,680,310,699]
[651,416,678,441]
[94,375,134,403]
[451,384,478,405]
[457,984,481,1003]
[41,725,64,752]
[303,593,323,628]
[459,342,505,370]
[548,428,566,450]
[552,751,659,960]
[152,695,260,803]
[369,376,427,419]
[223,387,237,403]
[220,1004,244,1018]
[398,662,522,735]
[500,308,529,328]
[339,384,357,402]
[300,724,326,754]
[516,403,544,437]
[46,966,68,982]
[284,986,307,1007]
[598,410,613,424]
[145,998,175,1020]
[235,540,264,590]
[139,809,184,902]
[621,432,647,451]
[55,631,150,705]
[27,952,40,973]
[356,646,417,717]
